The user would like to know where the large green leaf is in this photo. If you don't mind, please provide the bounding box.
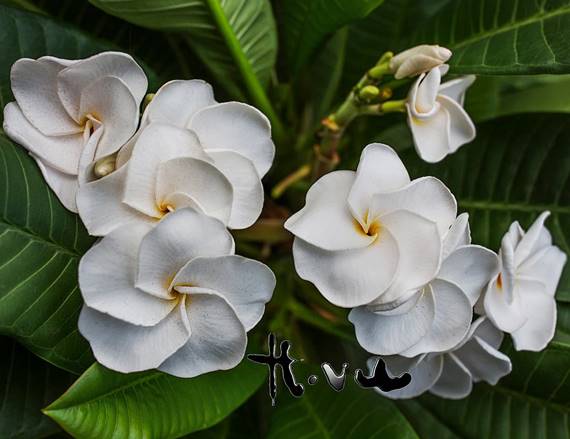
[414,0,570,75]
[0,336,74,438]
[0,135,95,373]
[341,0,570,94]
[44,359,266,438]
[466,75,570,122]
[88,0,282,137]
[266,364,418,439]
[397,341,570,438]
[277,0,384,76]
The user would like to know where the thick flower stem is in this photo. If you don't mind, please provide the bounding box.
[271,164,311,199]
[310,52,404,180]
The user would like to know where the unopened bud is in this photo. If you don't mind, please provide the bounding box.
[93,155,116,178]
[142,93,155,111]
[390,45,452,79]
[359,85,380,101]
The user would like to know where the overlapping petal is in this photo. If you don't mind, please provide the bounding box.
[158,291,246,378]
[136,208,234,297]
[190,102,275,177]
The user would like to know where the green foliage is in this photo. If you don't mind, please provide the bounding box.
[466,75,570,121]
[339,0,570,93]
[277,0,384,76]
[44,359,266,438]
[0,336,75,438]
[1,0,570,438]
[266,365,418,439]
[0,135,95,373]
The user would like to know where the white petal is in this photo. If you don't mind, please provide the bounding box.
[483,278,527,333]
[79,75,139,160]
[292,232,399,308]
[514,211,551,265]
[156,157,233,225]
[469,316,504,350]
[512,281,556,351]
[438,245,499,305]
[373,210,442,304]
[414,67,441,113]
[190,102,275,177]
[136,208,234,297]
[172,255,275,331]
[347,143,410,221]
[438,75,476,105]
[454,337,511,384]
[76,164,155,236]
[349,289,435,355]
[158,291,246,378]
[379,354,443,399]
[10,58,81,135]
[371,176,457,236]
[285,171,374,251]
[519,246,567,296]
[429,354,473,399]
[79,303,190,373]
[57,51,147,120]
[499,229,518,301]
[208,151,264,229]
[143,80,216,127]
[33,156,78,212]
[79,223,177,325]
[3,102,83,175]
[442,213,471,258]
[401,280,471,357]
[407,103,451,163]
[123,123,208,217]
[437,95,476,153]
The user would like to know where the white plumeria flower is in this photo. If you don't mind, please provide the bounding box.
[406,66,476,163]
[373,317,511,399]
[482,212,566,351]
[390,44,452,79]
[350,214,499,355]
[3,52,147,211]
[77,80,274,236]
[78,207,275,377]
[284,143,457,308]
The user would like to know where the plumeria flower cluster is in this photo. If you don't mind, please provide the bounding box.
[3,52,276,377]
[286,143,566,399]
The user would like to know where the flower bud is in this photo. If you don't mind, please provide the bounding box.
[390,45,452,79]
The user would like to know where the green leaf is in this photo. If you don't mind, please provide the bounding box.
[87,0,283,140]
[0,134,95,373]
[341,0,570,95]
[277,0,384,76]
[266,364,418,439]
[44,359,266,438]
[0,336,74,438]
[398,341,570,438]
[466,75,570,122]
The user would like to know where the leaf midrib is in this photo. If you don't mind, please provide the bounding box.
[44,367,162,412]
[459,200,570,214]
[451,4,570,50]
